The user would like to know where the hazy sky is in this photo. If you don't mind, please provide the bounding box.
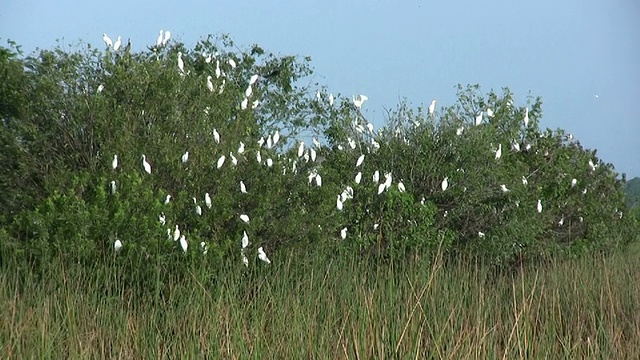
[2,0,638,177]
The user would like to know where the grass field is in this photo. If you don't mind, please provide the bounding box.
[1,245,639,359]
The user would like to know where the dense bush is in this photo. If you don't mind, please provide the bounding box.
[1,35,637,279]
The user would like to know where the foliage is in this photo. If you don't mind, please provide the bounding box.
[0,35,637,279]
[626,177,640,208]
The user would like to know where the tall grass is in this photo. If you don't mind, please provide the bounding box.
[1,245,639,358]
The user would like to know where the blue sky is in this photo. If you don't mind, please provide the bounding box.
[2,0,639,177]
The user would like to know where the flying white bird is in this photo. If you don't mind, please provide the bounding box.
[114,239,123,252]
[352,94,368,109]
[240,214,250,223]
[181,151,189,163]
[112,155,118,170]
[113,36,122,51]
[103,33,113,48]
[179,235,188,252]
[537,199,543,213]
[142,155,151,174]
[441,177,449,191]
[428,99,436,117]
[258,247,271,264]
[205,192,212,209]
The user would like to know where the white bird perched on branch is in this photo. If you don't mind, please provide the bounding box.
[205,193,212,209]
[428,99,436,117]
[103,34,113,48]
[352,94,368,109]
[113,36,122,51]
[258,247,271,264]
[156,30,164,47]
[441,177,449,191]
[177,52,185,73]
[112,155,118,170]
[114,239,123,252]
[142,155,151,174]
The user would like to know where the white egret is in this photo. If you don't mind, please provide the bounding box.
[162,30,171,46]
[179,235,188,252]
[266,135,273,149]
[588,160,597,171]
[475,112,483,126]
[97,84,104,93]
[142,155,151,174]
[159,213,166,226]
[103,33,113,48]
[383,173,392,189]
[156,30,164,47]
[252,100,260,109]
[242,231,250,249]
[177,52,184,73]
[537,199,543,213]
[215,60,221,78]
[558,216,565,226]
[245,85,253,98]
[308,148,316,162]
[205,192,212,209]
[355,172,362,184]
[113,36,122,51]
[114,239,123,252]
[356,154,365,167]
[456,127,464,136]
[398,182,406,192]
[258,247,271,264]
[249,74,259,85]
[238,142,245,154]
[217,155,226,169]
[377,183,387,195]
[206,76,214,92]
[373,223,379,230]
[200,242,208,255]
[571,178,577,188]
[428,99,436,117]
[165,194,172,204]
[366,123,374,134]
[524,107,529,127]
[241,98,248,110]
[173,225,181,241]
[110,181,116,194]
[329,93,334,106]
[500,184,509,192]
[256,151,262,163]
[373,170,380,183]
[112,155,118,170]
[181,151,189,163]
[487,108,494,117]
[230,152,238,166]
[315,173,322,187]
[272,130,280,146]
[240,181,247,194]
[521,176,528,185]
[337,196,344,211]
[352,94,368,109]
[297,142,305,157]
[478,232,486,238]
[228,58,236,68]
[212,128,220,144]
[240,214,250,223]
[312,137,321,149]
[340,227,347,239]
[266,158,273,167]
[195,204,202,216]
[495,144,502,160]
[512,141,521,152]
[348,137,356,149]
[242,252,249,267]
[441,177,449,191]
[316,90,321,101]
